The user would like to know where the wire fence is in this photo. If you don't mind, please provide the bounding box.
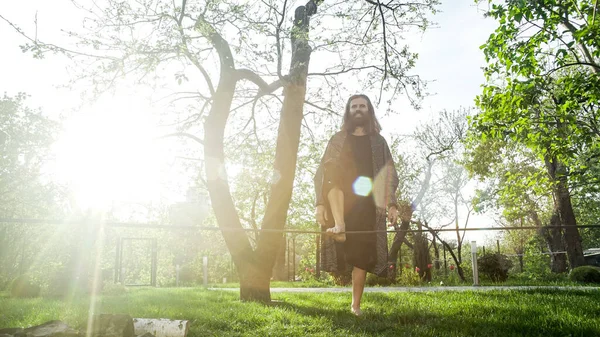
[1,218,598,286]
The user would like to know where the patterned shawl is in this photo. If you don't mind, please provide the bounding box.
[314,131,399,276]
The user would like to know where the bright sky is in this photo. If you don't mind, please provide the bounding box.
[0,0,500,244]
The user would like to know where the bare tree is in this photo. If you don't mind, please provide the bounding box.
[3,0,440,302]
[388,108,468,280]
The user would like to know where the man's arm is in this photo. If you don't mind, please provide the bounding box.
[383,138,400,225]
[314,137,335,227]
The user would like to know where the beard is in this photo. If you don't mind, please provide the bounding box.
[347,111,369,130]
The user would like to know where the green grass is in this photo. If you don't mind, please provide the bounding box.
[1,287,600,336]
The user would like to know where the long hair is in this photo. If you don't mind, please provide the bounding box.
[341,94,382,134]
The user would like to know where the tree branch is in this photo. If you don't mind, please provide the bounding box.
[156,132,204,145]
[171,10,216,96]
[235,68,286,95]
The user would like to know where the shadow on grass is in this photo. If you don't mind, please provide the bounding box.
[271,290,600,337]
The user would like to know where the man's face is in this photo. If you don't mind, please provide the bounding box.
[349,97,369,127]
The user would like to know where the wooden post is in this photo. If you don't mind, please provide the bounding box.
[292,236,296,282]
[471,241,479,286]
[203,256,208,286]
[287,236,291,281]
[399,244,402,275]
[151,239,157,287]
[114,239,121,283]
[443,244,447,276]
[316,233,321,278]
[119,238,124,283]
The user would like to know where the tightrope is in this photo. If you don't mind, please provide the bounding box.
[1,218,599,234]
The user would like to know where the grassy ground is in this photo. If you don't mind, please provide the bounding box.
[1,287,600,336]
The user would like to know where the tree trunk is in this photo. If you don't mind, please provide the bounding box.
[388,202,414,280]
[435,233,466,282]
[238,261,272,303]
[203,2,319,302]
[413,221,431,281]
[545,156,585,268]
[556,177,585,268]
[201,21,260,300]
[432,236,441,270]
[272,236,287,281]
[541,213,568,273]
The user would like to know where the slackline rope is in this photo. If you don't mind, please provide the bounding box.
[1,218,600,234]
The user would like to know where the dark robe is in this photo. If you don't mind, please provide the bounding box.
[314,131,399,276]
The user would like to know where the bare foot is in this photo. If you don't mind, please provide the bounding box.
[351,306,362,317]
[326,224,346,242]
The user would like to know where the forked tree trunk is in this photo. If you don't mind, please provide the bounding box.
[204,2,320,303]
[541,213,568,273]
[545,156,585,268]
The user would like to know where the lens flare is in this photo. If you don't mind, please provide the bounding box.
[353,176,373,196]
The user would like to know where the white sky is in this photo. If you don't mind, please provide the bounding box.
[0,0,500,244]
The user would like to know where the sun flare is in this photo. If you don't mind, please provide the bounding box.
[53,96,167,211]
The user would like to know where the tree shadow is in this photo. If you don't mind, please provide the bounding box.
[270,291,600,337]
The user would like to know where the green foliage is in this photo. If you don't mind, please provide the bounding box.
[396,267,423,286]
[523,239,552,276]
[477,253,513,282]
[10,275,40,298]
[366,273,394,286]
[0,94,64,288]
[569,266,600,284]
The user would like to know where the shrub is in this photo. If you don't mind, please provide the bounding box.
[569,266,600,284]
[10,275,41,298]
[396,267,422,286]
[478,253,513,282]
[366,273,393,286]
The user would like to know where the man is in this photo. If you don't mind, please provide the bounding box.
[314,94,399,316]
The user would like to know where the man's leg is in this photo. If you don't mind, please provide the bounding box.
[326,186,346,242]
[351,266,367,316]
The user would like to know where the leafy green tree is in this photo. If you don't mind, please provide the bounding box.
[471,0,600,268]
[0,93,63,288]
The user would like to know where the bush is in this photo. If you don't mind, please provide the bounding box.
[396,266,422,286]
[10,275,41,298]
[569,266,600,284]
[478,253,513,282]
[366,273,393,286]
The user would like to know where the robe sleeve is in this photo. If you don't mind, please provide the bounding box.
[314,137,333,207]
[383,138,399,209]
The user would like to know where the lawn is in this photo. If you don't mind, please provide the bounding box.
[1,287,599,337]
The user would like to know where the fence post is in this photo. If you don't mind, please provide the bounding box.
[443,245,447,276]
[203,256,208,287]
[316,233,321,278]
[292,236,296,282]
[151,239,157,287]
[471,241,479,286]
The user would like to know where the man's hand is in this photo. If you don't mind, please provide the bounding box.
[316,205,328,227]
[387,206,399,227]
